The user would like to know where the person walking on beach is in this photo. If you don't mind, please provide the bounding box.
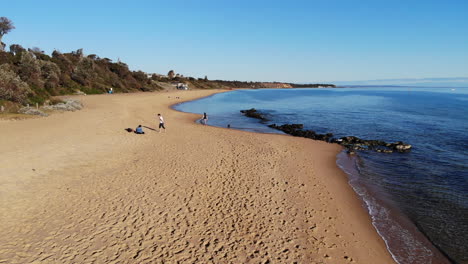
[202,112,208,125]
[157,113,166,133]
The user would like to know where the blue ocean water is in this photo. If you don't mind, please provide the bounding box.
[174,87,468,264]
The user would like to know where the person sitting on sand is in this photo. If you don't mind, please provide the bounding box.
[135,125,145,134]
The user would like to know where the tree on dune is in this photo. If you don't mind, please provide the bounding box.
[9,44,25,55]
[168,70,175,79]
[0,17,15,51]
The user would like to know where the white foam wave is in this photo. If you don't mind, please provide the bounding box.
[337,152,434,264]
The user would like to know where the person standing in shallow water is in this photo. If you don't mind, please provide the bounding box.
[157,113,166,133]
[202,112,208,125]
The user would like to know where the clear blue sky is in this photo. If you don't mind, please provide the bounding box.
[2,0,468,83]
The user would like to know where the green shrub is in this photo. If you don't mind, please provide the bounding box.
[18,52,44,88]
[39,60,61,92]
[0,64,31,103]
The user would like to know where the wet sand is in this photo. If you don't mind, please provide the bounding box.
[0,90,394,263]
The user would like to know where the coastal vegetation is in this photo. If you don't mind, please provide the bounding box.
[0,47,165,105]
[0,17,15,51]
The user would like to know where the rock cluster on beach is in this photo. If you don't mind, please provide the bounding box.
[43,99,83,112]
[241,109,412,154]
[18,107,48,116]
[17,99,84,117]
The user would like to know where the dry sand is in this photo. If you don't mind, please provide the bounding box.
[0,90,395,263]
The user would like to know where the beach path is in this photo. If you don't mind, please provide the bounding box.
[0,90,394,263]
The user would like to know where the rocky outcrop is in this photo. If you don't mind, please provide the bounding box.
[267,123,412,154]
[240,108,268,121]
[268,124,334,142]
[333,136,412,153]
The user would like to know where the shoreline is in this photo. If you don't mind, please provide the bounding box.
[175,89,453,263]
[337,153,452,264]
[0,89,394,263]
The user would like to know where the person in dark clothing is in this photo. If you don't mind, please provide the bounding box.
[202,112,208,125]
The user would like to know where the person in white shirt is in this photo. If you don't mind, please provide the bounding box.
[157,113,166,132]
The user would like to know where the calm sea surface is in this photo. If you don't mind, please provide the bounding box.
[174,87,468,264]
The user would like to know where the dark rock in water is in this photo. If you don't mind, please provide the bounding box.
[339,136,362,144]
[395,144,412,151]
[267,122,411,154]
[240,108,411,154]
[240,108,268,121]
[268,124,334,142]
[330,138,343,144]
[268,124,304,133]
[387,142,412,152]
[338,136,386,147]
[336,136,412,153]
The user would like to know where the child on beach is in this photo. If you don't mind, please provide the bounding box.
[202,112,208,125]
[158,114,166,132]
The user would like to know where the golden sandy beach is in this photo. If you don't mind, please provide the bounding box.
[0,90,394,263]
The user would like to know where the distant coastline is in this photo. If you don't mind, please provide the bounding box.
[332,77,468,88]
[0,45,335,113]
